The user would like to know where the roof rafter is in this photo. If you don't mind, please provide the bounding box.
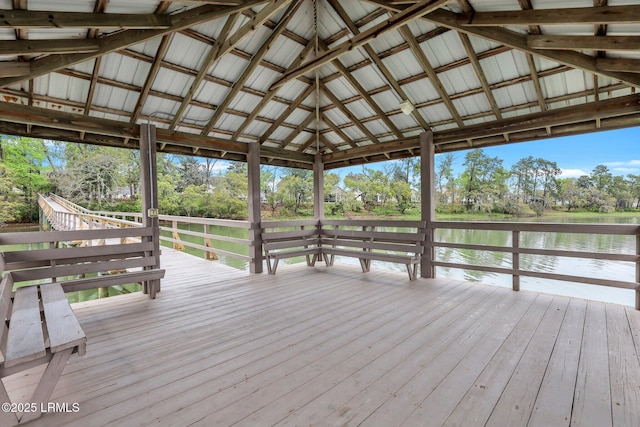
[320,39,403,139]
[270,0,452,91]
[0,39,100,55]
[320,81,380,144]
[264,84,315,146]
[320,112,358,149]
[0,0,271,89]
[458,33,502,120]
[201,0,297,136]
[365,1,640,88]
[169,12,240,130]
[0,9,171,29]
[399,25,463,127]
[327,0,432,130]
[233,39,315,140]
[459,4,640,26]
[130,34,173,124]
[82,0,110,127]
[528,35,640,51]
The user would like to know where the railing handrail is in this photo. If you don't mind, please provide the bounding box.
[433,220,640,235]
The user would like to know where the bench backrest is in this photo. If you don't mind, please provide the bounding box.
[320,220,426,255]
[0,227,160,290]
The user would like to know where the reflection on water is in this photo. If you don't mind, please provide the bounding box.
[433,216,637,307]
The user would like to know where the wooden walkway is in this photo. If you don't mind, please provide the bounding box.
[10,249,640,427]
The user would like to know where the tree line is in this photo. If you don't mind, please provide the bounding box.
[1,136,638,225]
[436,149,640,215]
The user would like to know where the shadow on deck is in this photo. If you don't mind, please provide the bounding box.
[12,249,640,427]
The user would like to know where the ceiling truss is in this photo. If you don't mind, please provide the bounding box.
[0,0,638,170]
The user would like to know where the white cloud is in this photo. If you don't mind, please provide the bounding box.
[604,160,640,167]
[601,160,640,175]
[560,168,589,178]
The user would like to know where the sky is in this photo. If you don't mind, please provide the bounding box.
[202,126,639,180]
[332,126,640,180]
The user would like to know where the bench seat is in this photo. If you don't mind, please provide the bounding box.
[262,220,426,280]
[262,236,321,275]
[1,274,86,425]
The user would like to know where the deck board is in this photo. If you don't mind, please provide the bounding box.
[13,248,640,427]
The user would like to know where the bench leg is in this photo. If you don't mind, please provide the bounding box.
[406,264,417,281]
[359,259,371,273]
[325,254,335,266]
[309,254,318,267]
[148,279,160,299]
[19,348,73,423]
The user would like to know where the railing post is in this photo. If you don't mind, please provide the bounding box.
[513,230,520,292]
[420,131,435,278]
[636,232,639,310]
[172,220,184,250]
[140,122,161,298]
[248,142,263,274]
[204,224,218,260]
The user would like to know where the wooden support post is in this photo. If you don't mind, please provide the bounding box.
[636,233,639,310]
[420,131,435,278]
[513,230,520,291]
[314,153,324,220]
[140,122,161,298]
[248,142,263,274]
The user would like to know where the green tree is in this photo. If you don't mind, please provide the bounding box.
[1,137,51,221]
[277,169,312,214]
[343,167,391,211]
[461,149,504,212]
[435,153,455,205]
[591,164,613,192]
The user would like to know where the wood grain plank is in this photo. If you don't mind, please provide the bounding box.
[528,298,587,427]
[40,283,86,354]
[570,301,612,426]
[15,252,640,427]
[278,283,500,427]
[607,304,640,427]
[5,285,46,368]
[399,294,554,427]
[447,296,569,427]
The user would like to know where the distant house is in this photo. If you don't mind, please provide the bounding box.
[326,186,348,203]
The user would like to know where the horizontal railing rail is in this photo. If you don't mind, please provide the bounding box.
[430,221,640,309]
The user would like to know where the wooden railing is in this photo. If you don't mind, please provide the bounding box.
[430,221,640,309]
[39,195,140,232]
[92,211,252,263]
[36,195,640,308]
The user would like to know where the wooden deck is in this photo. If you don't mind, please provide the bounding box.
[10,249,640,427]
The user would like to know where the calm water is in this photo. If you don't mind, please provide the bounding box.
[167,216,638,307]
[4,216,638,306]
[433,216,638,307]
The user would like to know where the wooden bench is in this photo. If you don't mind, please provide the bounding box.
[320,220,426,280]
[261,220,426,280]
[261,221,321,275]
[0,272,86,425]
[0,227,165,298]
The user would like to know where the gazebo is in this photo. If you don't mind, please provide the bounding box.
[0,1,640,426]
